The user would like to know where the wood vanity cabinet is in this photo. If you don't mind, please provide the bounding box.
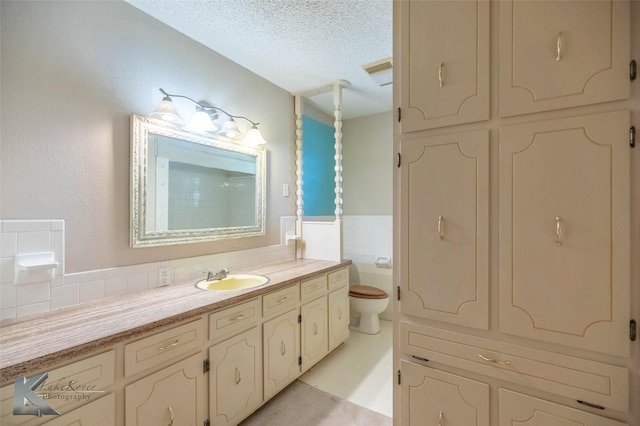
[263,308,300,400]
[395,0,632,424]
[125,353,206,426]
[123,319,207,426]
[0,350,116,426]
[209,327,263,426]
[327,268,350,352]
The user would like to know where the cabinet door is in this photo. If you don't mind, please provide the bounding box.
[125,353,206,426]
[499,388,628,426]
[401,130,489,329]
[209,327,263,426]
[43,394,115,426]
[398,0,489,132]
[499,0,630,117]
[328,287,350,351]
[500,111,630,357]
[400,360,489,426]
[300,295,328,373]
[263,309,300,400]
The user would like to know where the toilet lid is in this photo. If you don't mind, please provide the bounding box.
[349,285,388,300]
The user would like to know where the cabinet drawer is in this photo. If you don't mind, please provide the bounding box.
[125,319,204,377]
[1,350,115,425]
[499,388,627,426]
[300,275,327,302]
[209,299,261,344]
[400,322,628,412]
[263,285,299,319]
[327,267,349,291]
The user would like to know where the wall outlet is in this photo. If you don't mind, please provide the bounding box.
[283,183,290,197]
[158,267,171,286]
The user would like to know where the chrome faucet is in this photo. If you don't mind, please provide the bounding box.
[207,268,230,280]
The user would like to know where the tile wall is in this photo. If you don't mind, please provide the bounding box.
[0,218,296,320]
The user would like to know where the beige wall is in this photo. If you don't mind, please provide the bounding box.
[343,111,393,215]
[0,1,296,273]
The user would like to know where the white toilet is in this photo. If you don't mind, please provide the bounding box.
[349,285,389,334]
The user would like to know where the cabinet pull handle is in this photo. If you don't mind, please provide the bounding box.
[230,313,245,322]
[159,339,180,351]
[277,296,288,303]
[235,367,242,384]
[167,405,174,426]
[438,63,445,87]
[556,217,562,246]
[281,340,286,356]
[313,323,318,335]
[556,32,562,61]
[338,308,342,320]
[438,410,443,426]
[478,353,511,365]
[437,216,444,239]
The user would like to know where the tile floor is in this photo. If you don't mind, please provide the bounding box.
[299,319,393,418]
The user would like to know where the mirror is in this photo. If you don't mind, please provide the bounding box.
[130,114,266,247]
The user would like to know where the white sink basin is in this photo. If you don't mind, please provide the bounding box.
[195,274,269,291]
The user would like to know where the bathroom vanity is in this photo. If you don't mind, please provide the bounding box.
[0,259,350,426]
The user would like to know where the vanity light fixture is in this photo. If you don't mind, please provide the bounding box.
[150,88,267,145]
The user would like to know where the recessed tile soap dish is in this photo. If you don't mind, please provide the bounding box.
[16,252,59,270]
[14,252,59,284]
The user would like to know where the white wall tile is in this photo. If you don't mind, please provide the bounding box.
[127,272,149,293]
[51,284,79,310]
[79,280,105,303]
[17,302,50,318]
[105,276,128,297]
[0,233,17,257]
[1,284,17,309]
[17,231,50,254]
[0,258,15,284]
[17,281,50,305]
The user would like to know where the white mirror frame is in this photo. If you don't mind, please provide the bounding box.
[130,114,266,247]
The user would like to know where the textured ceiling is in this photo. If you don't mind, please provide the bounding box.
[126,0,393,119]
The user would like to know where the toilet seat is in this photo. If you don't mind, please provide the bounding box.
[349,285,388,300]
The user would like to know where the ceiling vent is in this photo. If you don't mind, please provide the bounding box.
[363,58,393,87]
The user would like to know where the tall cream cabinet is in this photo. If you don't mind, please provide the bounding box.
[393,1,634,425]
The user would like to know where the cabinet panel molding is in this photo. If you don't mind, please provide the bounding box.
[399,0,489,131]
[263,309,301,400]
[499,0,630,116]
[209,326,263,426]
[401,322,628,412]
[500,111,630,357]
[124,319,204,377]
[499,388,628,426]
[401,130,489,329]
[125,353,206,426]
[400,360,489,426]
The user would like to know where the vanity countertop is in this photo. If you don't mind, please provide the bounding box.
[0,258,351,386]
